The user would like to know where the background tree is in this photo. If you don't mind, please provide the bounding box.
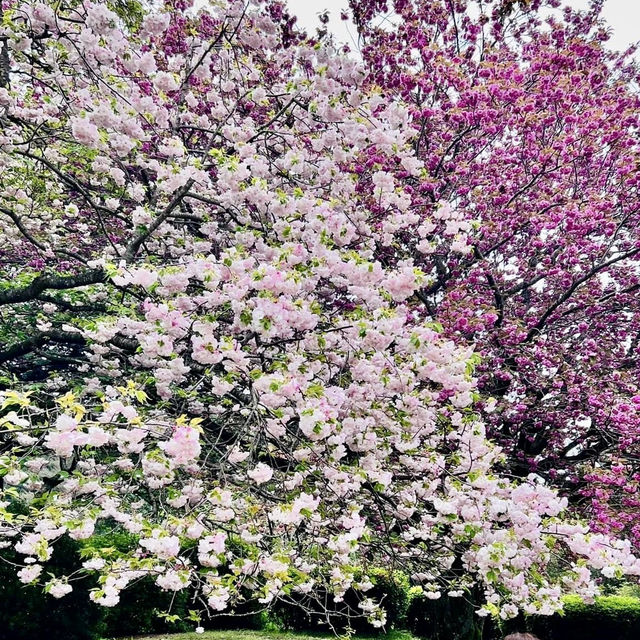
[348,0,640,546]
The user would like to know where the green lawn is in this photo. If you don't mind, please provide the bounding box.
[104,629,417,640]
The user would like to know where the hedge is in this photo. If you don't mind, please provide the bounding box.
[0,537,103,640]
[407,589,482,640]
[492,595,640,640]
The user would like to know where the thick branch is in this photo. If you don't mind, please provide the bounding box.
[0,206,48,252]
[0,7,9,89]
[123,180,194,263]
[473,246,504,327]
[0,330,85,365]
[0,268,106,305]
[525,247,640,342]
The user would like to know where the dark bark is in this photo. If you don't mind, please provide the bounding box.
[0,329,85,365]
[0,268,106,305]
[0,7,9,89]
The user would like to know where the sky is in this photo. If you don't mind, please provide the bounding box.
[287,0,640,54]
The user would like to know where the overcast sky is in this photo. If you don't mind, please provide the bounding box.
[287,0,640,53]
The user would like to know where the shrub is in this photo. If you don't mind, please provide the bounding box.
[81,527,192,637]
[361,569,412,632]
[98,576,191,638]
[268,592,317,632]
[0,537,103,640]
[490,595,640,640]
[614,583,640,599]
[0,528,191,640]
[406,589,482,640]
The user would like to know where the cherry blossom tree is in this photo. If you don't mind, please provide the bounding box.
[347,0,640,546]
[0,0,638,632]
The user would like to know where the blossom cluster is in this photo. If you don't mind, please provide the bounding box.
[0,0,638,629]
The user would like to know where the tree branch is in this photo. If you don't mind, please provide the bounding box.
[0,268,106,305]
[123,180,194,263]
[0,329,85,365]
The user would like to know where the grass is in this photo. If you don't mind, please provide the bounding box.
[104,629,418,640]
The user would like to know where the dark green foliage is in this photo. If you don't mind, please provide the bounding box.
[0,537,103,640]
[267,591,328,631]
[81,527,192,637]
[491,595,640,640]
[98,576,192,638]
[0,526,192,640]
[268,591,344,632]
[199,610,267,631]
[406,588,482,640]
[353,569,411,632]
